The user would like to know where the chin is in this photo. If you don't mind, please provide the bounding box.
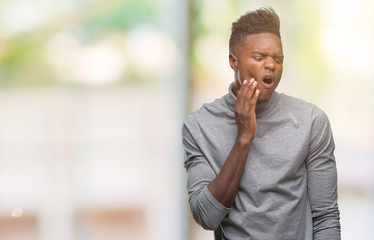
[258,87,277,102]
[258,93,272,103]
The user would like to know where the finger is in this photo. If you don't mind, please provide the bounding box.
[239,78,254,97]
[236,78,252,107]
[251,89,260,107]
[242,80,257,110]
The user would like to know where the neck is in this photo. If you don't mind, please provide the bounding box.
[233,80,241,97]
[255,92,278,118]
[230,80,278,118]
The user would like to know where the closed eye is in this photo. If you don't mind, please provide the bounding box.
[252,56,263,61]
[274,56,284,64]
[250,52,284,63]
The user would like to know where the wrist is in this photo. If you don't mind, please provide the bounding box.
[235,133,253,147]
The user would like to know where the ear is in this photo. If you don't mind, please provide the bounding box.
[229,53,238,72]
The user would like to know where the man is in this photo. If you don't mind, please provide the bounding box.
[182,7,341,240]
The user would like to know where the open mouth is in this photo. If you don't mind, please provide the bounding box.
[261,76,274,88]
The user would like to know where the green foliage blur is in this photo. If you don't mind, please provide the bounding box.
[0,0,160,87]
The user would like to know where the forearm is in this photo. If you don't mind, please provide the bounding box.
[207,136,251,208]
[309,162,341,239]
[313,207,341,240]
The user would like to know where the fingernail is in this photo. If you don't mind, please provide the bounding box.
[242,79,248,85]
[249,79,254,84]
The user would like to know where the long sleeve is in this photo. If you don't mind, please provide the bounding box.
[306,108,341,239]
[182,121,231,230]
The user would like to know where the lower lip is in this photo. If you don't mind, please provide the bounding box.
[261,80,274,89]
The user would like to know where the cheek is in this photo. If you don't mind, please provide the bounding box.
[239,62,261,79]
[277,65,283,76]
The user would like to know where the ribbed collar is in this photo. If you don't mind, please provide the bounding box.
[223,82,280,119]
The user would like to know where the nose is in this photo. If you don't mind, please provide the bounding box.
[264,56,275,71]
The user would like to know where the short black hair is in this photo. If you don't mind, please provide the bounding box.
[229,7,281,53]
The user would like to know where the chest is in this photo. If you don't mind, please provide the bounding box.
[198,116,310,179]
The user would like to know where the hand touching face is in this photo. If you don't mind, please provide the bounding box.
[234,78,260,143]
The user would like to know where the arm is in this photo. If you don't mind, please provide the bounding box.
[182,79,259,230]
[306,108,341,239]
[207,79,259,207]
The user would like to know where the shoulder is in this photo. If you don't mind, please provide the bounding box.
[278,93,328,121]
[278,93,314,111]
[183,97,228,127]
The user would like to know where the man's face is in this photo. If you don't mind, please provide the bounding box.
[230,32,283,103]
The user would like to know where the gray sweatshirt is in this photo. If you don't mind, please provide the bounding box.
[182,83,341,240]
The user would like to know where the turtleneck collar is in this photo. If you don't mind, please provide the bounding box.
[223,82,280,118]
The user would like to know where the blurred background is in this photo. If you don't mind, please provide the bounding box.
[0,0,373,239]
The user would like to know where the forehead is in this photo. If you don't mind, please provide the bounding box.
[239,32,283,55]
